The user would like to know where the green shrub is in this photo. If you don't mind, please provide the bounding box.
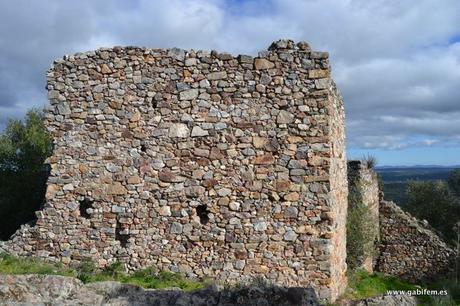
[0,254,205,292]
[0,253,75,277]
[404,180,459,244]
[346,269,415,299]
[346,179,379,270]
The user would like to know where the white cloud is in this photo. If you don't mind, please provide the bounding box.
[0,0,459,154]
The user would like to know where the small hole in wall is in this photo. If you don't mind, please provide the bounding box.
[140,144,147,152]
[196,205,210,225]
[115,220,130,248]
[79,199,94,219]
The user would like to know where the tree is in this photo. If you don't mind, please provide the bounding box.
[404,180,460,243]
[0,109,53,240]
[448,169,460,197]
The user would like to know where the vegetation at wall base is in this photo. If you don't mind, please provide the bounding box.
[344,270,460,306]
[344,269,415,300]
[0,253,205,292]
[2,254,459,304]
[346,178,379,270]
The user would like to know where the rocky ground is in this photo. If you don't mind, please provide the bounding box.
[0,274,418,306]
[0,274,319,306]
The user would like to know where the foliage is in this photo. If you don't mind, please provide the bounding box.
[0,254,205,292]
[0,109,53,240]
[362,154,377,169]
[0,253,75,277]
[346,179,379,270]
[345,269,415,300]
[416,278,460,306]
[404,180,460,243]
[123,268,205,291]
[381,181,409,205]
[376,173,385,193]
[448,169,460,197]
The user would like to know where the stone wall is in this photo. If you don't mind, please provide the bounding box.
[0,39,348,301]
[377,200,455,282]
[347,160,380,272]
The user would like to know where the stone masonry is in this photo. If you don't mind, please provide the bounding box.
[0,40,348,301]
[377,200,456,282]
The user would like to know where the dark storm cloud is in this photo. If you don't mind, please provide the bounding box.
[0,0,459,152]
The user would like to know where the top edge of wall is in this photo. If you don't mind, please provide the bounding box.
[51,39,329,64]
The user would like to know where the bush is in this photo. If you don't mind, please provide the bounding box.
[346,179,379,270]
[362,154,377,169]
[404,180,460,244]
[448,169,460,197]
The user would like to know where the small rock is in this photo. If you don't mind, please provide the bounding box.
[100,64,112,74]
[191,126,208,137]
[217,188,232,197]
[284,192,300,201]
[254,221,267,231]
[159,206,172,216]
[253,154,275,165]
[284,206,298,218]
[254,58,275,70]
[284,230,298,241]
[169,123,190,138]
[170,222,183,234]
[106,183,127,195]
[277,110,294,124]
[179,89,199,100]
[207,71,227,80]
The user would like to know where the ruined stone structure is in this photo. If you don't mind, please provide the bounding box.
[347,161,380,272]
[0,40,348,301]
[377,200,456,282]
[347,161,456,282]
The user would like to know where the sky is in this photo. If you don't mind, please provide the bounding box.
[0,0,459,166]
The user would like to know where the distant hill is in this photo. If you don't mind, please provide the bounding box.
[375,166,460,205]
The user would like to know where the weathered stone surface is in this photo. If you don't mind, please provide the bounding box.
[277,110,294,124]
[0,275,103,305]
[179,89,199,100]
[191,126,208,137]
[207,71,227,80]
[309,69,329,79]
[253,154,275,165]
[356,295,417,306]
[159,169,185,183]
[377,200,455,282]
[254,58,275,70]
[0,274,320,306]
[169,123,190,138]
[1,40,348,303]
[106,182,127,195]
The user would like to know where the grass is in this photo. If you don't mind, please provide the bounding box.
[345,269,416,300]
[344,270,460,306]
[0,253,76,277]
[2,253,458,304]
[0,253,206,292]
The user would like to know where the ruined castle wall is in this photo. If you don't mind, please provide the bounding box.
[2,40,347,301]
[327,83,348,297]
[377,201,455,282]
[347,160,380,272]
